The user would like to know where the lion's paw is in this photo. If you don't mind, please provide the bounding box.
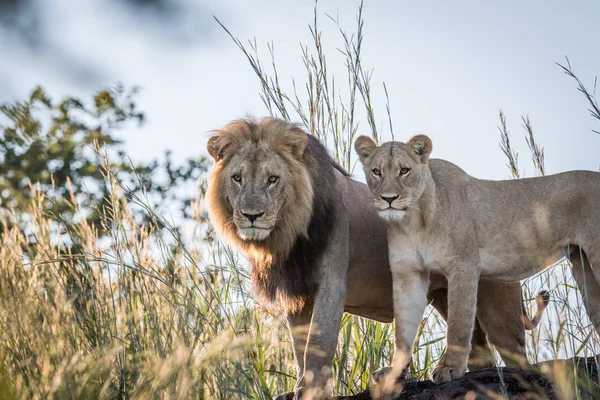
[431,356,467,384]
[272,387,305,400]
[273,391,294,400]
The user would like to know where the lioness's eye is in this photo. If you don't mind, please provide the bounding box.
[232,174,242,183]
[400,168,410,175]
[372,168,381,177]
[268,175,279,185]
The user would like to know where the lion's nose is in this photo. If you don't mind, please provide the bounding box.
[242,212,264,223]
[380,195,399,205]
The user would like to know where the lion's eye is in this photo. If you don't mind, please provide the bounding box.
[400,168,410,175]
[232,174,242,183]
[268,175,279,185]
[372,168,381,177]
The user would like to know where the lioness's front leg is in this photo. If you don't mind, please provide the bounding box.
[432,271,479,383]
[372,269,428,398]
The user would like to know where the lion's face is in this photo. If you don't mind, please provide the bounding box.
[206,118,313,247]
[355,135,433,222]
[221,147,293,240]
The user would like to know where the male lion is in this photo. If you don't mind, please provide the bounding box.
[356,134,600,395]
[206,118,547,399]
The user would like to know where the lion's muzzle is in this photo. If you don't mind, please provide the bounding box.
[235,209,275,241]
[242,211,264,223]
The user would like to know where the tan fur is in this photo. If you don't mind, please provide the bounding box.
[356,134,600,393]
[206,118,548,399]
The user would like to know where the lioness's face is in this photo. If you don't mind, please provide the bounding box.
[221,146,291,240]
[355,135,433,222]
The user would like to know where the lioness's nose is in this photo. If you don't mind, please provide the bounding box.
[380,195,399,205]
[242,212,264,223]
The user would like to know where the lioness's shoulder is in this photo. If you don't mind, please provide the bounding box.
[429,158,471,185]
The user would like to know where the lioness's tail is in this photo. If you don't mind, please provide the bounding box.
[522,290,550,330]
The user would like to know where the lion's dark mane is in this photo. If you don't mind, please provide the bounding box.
[251,134,349,314]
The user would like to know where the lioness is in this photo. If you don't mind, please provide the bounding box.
[206,118,547,399]
[356,134,600,393]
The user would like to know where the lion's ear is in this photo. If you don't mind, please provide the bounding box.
[407,134,432,163]
[207,134,236,161]
[354,136,377,163]
[281,129,308,160]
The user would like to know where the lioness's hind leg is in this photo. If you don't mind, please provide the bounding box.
[569,247,600,335]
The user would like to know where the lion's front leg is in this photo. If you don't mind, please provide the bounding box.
[296,274,346,399]
[276,285,345,400]
[289,217,349,399]
[432,271,479,383]
[371,269,428,399]
[272,309,312,400]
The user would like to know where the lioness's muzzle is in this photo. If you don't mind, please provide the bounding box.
[380,195,399,206]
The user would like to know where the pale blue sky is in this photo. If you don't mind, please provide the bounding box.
[1,0,599,180]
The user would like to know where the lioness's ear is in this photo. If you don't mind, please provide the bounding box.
[207,133,236,161]
[407,134,433,163]
[354,136,377,163]
[282,129,308,160]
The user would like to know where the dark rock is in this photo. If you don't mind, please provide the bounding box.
[336,355,600,400]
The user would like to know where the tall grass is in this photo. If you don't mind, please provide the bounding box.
[0,168,301,398]
[0,2,599,399]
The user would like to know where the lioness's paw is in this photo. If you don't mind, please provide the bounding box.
[370,367,403,399]
[371,366,393,385]
[431,357,467,384]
